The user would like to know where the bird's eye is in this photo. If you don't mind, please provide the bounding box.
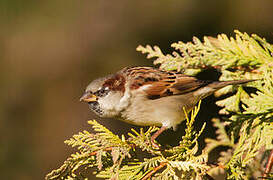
[95,87,109,97]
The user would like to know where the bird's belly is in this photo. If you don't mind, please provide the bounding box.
[117,116,162,126]
[119,95,194,128]
[119,105,163,126]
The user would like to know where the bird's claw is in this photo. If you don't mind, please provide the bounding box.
[151,140,160,149]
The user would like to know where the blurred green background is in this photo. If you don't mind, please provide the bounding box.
[1,0,273,179]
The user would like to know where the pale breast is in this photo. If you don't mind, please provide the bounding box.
[120,93,197,129]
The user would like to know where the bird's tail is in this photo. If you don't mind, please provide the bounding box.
[194,79,256,99]
[208,79,256,89]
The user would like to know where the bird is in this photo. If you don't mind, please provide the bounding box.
[80,67,254,147]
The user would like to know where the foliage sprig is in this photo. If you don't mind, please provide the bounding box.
[46,101,208,180]
[47,30,273,179]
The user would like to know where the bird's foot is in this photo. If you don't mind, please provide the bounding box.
[151,140,160,149]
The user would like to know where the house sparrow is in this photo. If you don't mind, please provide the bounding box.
[80,67,254,147]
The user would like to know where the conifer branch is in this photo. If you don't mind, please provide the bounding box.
[46,30,273,179]
[46,101,208,179]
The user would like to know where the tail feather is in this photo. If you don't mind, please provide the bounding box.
[208,79,256,89]
[194,79,256,98]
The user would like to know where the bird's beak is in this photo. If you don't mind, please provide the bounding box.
[80,92,97,102]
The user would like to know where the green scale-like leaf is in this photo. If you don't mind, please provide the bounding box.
[47,30,273,180]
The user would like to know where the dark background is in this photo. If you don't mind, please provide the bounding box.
[0,1,272,179]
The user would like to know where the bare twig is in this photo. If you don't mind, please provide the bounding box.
[89,147,113,156]
[142,162,167,180]
[89,144,136,156]
[263,149,273,178]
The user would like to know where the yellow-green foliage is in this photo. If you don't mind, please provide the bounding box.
[46,103,208,180]
[46,30,273,179]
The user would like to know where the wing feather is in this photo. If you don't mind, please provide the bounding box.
[121,67,210,99]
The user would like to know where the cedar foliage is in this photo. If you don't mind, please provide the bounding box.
[46,30,273,180]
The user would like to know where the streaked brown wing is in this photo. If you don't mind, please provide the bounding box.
[122,67,209,99]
